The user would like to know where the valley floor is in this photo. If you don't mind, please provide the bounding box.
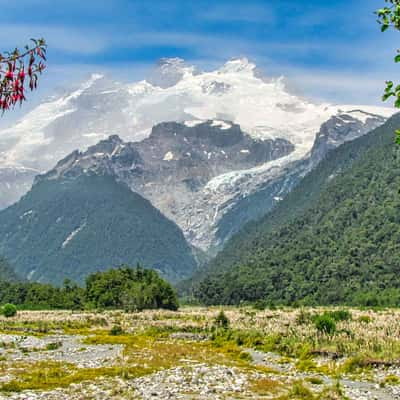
[0,307,399,399]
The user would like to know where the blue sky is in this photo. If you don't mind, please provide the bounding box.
[0,0,397,113]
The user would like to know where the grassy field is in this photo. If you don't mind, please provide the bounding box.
[0,307,399,399]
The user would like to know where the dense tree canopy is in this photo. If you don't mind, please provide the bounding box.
[0,266,179,311]
[86,266,179,311]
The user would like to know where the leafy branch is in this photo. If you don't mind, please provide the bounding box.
[0,38,47,113]
[377,0,400,142]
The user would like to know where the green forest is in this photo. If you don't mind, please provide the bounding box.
[0,265,178,311]
[191,114,400,307]
[0,174,196,285]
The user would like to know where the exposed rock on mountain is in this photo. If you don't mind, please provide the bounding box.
[37,120,294,250]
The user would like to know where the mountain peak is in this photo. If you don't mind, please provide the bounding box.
[219,57,256,74]
[148,57,198,88]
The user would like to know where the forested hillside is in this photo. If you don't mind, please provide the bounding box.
[0,257,19,282]
[0,175,197,285]
[193,113,400,306]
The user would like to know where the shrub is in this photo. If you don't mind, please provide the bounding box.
[326,309,352,322]
[296,309,312,325]
[383,374,400,386]
[45,342,62,351]
[358,315,372,324]
[306,376,324,385]
[214,311,230,329]
[314,314,336,335]
[296,359,318,372]
[109,324,124,336]
[1,303,17,318]
[289,382,315,398]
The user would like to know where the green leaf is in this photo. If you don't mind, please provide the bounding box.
[383,93,393,101]
[386,80,394,90]
[395,129,400,145]
[395,55,400,62]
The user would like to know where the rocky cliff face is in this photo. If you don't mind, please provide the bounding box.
[38,120,294,250]
[310,110,386,164]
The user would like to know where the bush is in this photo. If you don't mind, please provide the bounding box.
[214,310,230,329]
[1,303,17,318]
[314,314,336,335]
[86,266,179,311]
[358,315,372,324]
[45,342,62,351]
[326,309,352,322]
[109,324,124,336]
[296,309,312,325]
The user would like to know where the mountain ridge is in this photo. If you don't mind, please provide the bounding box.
[191,113,400,306]
[0,174,197,285]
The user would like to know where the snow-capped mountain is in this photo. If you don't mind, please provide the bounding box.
[37,111,387,251]
[36,121,294,250]
[1,57,393,173]
[0,57,395,249]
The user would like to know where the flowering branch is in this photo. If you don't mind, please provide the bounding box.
[0,38,47,113]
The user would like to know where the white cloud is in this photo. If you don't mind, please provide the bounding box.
[201,3,275,23]
[0,24,108,54]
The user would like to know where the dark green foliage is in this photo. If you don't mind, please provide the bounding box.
[109,325,124,336]
[313,315,336,335]
[0,279,85,310]
[326,310,352,322]
[0,266,178,311]
[193,114,400,306]
[86,266,179,311]
[45,342,62,351]
[214,311,230,329]
[0,257,19,282]
[1,303,17,318]
[0,175,196,285]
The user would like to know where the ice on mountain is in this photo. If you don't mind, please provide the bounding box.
[163,151,174,161]
[62,222,86,249]
[184,120,203,128]
[211,120,232,130]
